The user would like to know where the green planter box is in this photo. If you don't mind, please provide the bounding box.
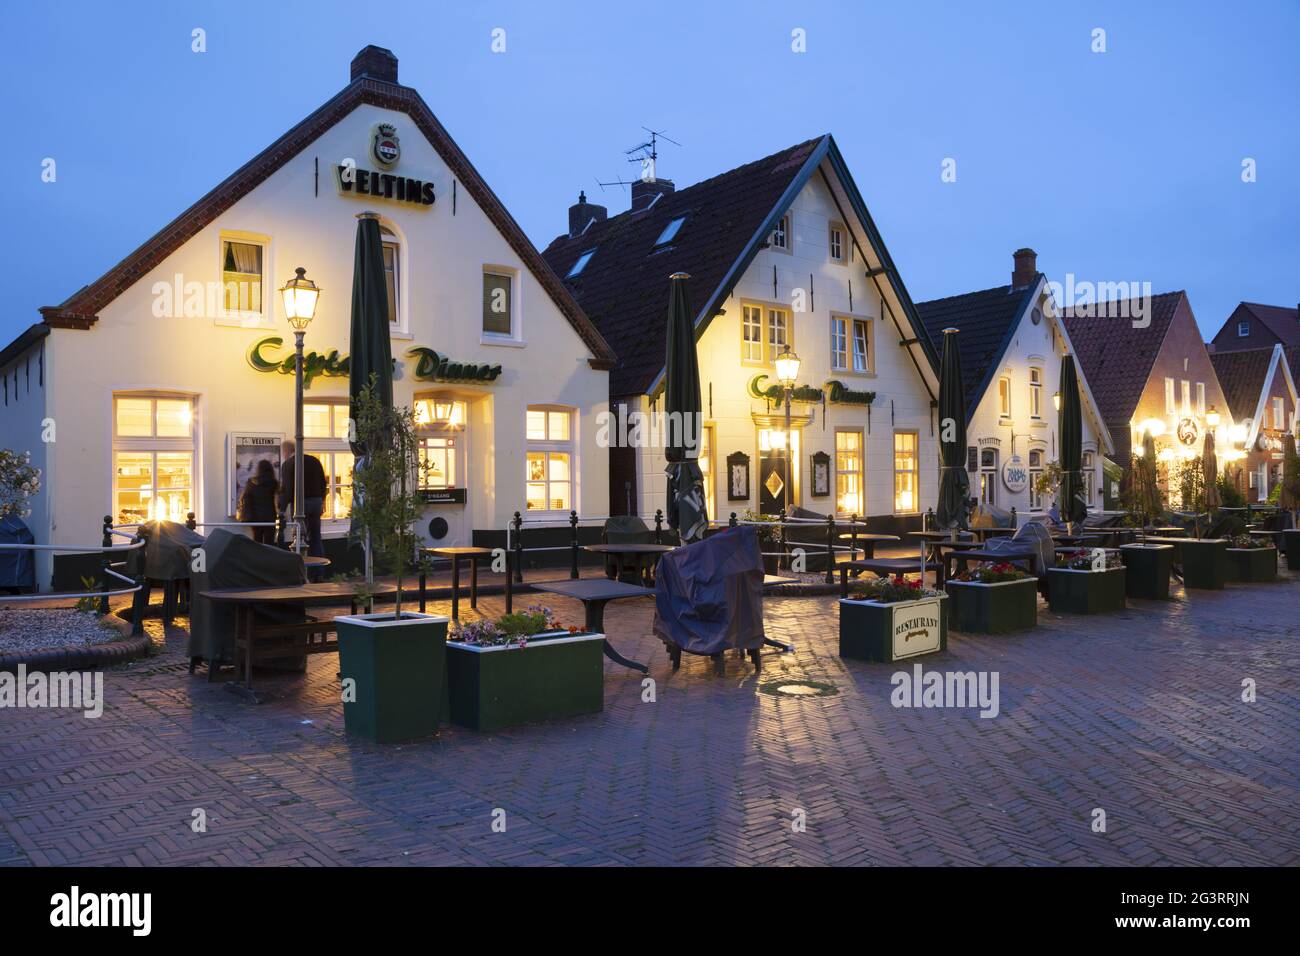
[1047,566,1126,614]
[1178,538,1228,590]
[1120,543,1173,600]
[1226,547,1278,583]
[1283,529,1300,568]
[445,630,605,732]
[335,612,448,744]
[944,578,1038,633]
[839,594,948,662]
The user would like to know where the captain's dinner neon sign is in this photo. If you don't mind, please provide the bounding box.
[247,337,501,387]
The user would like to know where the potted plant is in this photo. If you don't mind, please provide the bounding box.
[743,510,783,574]
[334,381,448,744]
[1119,541,1174,600]
[1047,548,1126,614]
[1224,534,1278,583]
[444,604,605,731]
[944,562,1038,634]
[840,575,947,662]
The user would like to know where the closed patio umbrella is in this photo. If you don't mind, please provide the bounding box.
[1202,429,1221,511]
[1057,354,1087,533]
[663,273,708,543]
[935,328,970,537]
[348,211,394,584]
[1136,428,1161,528]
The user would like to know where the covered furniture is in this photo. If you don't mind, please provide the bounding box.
[188,528,309,676]
[652,525,766,672]
[0,514,35,593]
[139,520,205,622]
[980,519,1056,584]
[601,516,674,582]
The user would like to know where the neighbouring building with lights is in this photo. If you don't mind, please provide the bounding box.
[542,136,941,532]
[0,46,615,589]
[1209,344,1299,502]
[1063,291,1236,506]
[916,249,1114,518]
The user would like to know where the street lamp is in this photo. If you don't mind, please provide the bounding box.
[279,266,320,554]
[1205,404,1220,428]
[774,344,801,517]
[1052,390,1061,411]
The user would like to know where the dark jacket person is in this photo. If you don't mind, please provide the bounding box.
[239,459,280,545]
[278,442,329,574]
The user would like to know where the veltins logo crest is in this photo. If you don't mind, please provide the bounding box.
[371,123,400,168]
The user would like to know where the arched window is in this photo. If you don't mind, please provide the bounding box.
[380,225,401,330]
[980,447,999,506]
[1028,448,1045,511]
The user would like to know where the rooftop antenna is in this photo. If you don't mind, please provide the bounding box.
[597,127,683,191]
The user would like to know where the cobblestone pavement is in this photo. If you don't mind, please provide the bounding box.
[0,570,1296,867]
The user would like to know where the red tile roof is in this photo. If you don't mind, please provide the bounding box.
[1209,347,1275,422]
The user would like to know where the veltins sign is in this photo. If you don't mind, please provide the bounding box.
[334,123,435,207]
[892,598,943,660]
[1001,454,1028,494]
[247,337,502,388]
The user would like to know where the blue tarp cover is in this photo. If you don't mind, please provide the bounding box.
[652,525,765,656]
[0,514,35,590]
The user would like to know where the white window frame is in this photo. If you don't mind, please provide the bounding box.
[979,446,999,506]
[1082,451,1095,504]
[1165,377,1176,415]
[1196,382,1205,416]
[834,428,864,516]
[1028,448,1045,511]
[302,400,354,526]
[1274,396,1286,429]
[741,300,793,366]
[112,393,197,525]
[830,316,848,370]
[1181,379,1191,413]
[525,405,576,514]
[1029,367,1043,419]
[216,231,272,329]
[893,430,920,515]
[481,265,522,345]
[1237,322,1250,337]
[379,224,406,335]
[998,376,1012,419]
[828,221,846,264]
[770,214,791,253]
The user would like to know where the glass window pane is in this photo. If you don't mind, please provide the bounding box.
[303,404,331,439]
[114,452,154,524]
[222,241,263,313]
[154,400,191,437]
[525,483,547,511]
[547,411,570,441]
[154,453,193,522]
[483,273,512,335]
[527,452,546,482]
[550,483,571,511]
[526,410,547,441]
[116,398,153,437]
[332,406,352,440]
[383,243,399,325]
[548,453,570,482]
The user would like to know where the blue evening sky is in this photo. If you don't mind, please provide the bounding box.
[3,0,1297,346]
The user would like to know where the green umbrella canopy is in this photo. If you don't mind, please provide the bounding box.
[348,211,394,450]
[1057,354,1087,526]
[662,273,707,541]
[935,328,969,530]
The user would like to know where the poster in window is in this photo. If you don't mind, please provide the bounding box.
[228,433,284,517]
[726,451,750,501]
[810,451,831,497]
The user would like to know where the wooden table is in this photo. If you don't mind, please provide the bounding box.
[835,532,900,561]
[530,578,653,673]
[583,543,675,586]
[199,581,398,697]
[942,547,1039,585]
[420,546,494,620]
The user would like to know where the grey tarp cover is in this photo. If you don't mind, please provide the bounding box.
[0,514,35,590]
[981,519,1055,579]
[652,525,765,656]
[143,520,205,580]
[187,528,308,663]
[969,504,1015,529]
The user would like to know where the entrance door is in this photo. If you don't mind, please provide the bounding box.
[759,447,791,514]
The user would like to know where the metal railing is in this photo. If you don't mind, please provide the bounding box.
[0,521,146,626]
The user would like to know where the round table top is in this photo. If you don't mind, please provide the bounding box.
[301,555,331,567]
[583,543,676,554]
[837,532,901,541]
[422,546,494,556]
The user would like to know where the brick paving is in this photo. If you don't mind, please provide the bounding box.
[0,568,1296,867]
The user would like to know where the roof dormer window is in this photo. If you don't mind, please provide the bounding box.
[655,216,687,247]
[566,249,596,278]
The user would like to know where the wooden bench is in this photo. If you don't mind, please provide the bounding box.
[839,558,939,597]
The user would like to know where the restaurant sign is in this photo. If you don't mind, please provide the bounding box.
[892,598,943,660]
[247,337,502,387]
[747,374,875,406]
[1001,454,1028,494]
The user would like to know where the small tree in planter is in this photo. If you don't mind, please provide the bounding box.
[1047,548,1126,614]
[945,562,1038,634]
[445,603,606,731]
[840,575,947,662]
[1224,533,1277,583]
[333,380,448,744]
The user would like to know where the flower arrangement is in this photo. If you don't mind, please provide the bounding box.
[1226,534,1273,549]
[449,604,580,648]
[0,449,41,518]
[850,574,942,603]
[952,562,1032,584]
[1055,548,1123,570]
[742,510,780,544]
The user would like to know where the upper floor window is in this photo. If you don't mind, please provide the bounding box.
[828,222,846,264]
[220,235,266,324]
[742,303,792,365]
[1165,377,1176,415]
[380,226,400,328]
[1237,322,1250,337]
[482,268,515,337]
[1181,379,1191,413]
[1029,367,1043,418]
[830,316,872,373]
[998,376,1011,418]
[1196,382,1205,416]
[1274,396,1286,429]
[566,249,596,278]
[654,216,687,247]
[770,214,790,252]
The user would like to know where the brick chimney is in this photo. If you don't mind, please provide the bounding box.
[1012,247,1038,289]
[351,45,399,83]
[568,191,608,239]
[631,178,675,214]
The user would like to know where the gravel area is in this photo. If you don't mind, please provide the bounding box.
[0,609,123,654]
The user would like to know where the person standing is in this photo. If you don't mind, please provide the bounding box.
[237,458,280,545]
[279,439,328,578]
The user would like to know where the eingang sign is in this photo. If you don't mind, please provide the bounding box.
[247,337,502,387]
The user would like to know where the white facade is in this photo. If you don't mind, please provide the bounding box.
[962,277,1113,519]
[630,167,938,529]
[3,84,609,588]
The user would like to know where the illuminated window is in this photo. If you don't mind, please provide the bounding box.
[113,394,195,525]
[1082,451,1095,504]
[1181,379,1191,412]
[301,402,354,519]
[830,317,847,369]
[835,430,863,515]
[828,222,846,263]
[526,406,574,511]
[419,437,456,489]
[980,447,999,506]
[1196,382,1205,416]
[1029,367,1042,419]
[743,305,764,363]
[998,376,1011,418]
[893,431,919,514]
[1165,377,1176,415]
[851,318,871,372]
[221,237,264,317]
[1028,448,1045,510]
[699,424,715,513]
[1274,397,1285,430]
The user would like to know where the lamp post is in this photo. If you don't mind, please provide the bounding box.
[774,344,801,516]
[279,267,320,554]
